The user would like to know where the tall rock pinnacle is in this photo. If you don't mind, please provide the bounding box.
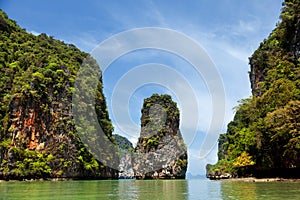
[133,94,188,179]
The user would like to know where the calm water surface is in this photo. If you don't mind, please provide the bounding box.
[0,179,299,199]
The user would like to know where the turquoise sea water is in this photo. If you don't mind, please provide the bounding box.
[0,179,299,200]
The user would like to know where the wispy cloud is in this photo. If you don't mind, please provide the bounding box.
[29,30,40,36]
[226,20,258,37]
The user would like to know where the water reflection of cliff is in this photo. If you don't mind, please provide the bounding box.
[221,181,300,199]
[118,180,188,200]
[221,182,257,200]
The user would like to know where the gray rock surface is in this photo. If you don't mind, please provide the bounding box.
[133,94,188,179]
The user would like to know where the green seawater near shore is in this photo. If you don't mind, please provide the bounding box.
[0,179,299,199]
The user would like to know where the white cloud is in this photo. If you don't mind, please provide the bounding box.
[29,30,40,36]
[67,32,102,53]
[228,20,258,36]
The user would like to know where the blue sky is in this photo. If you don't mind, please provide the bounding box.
[1,0,283,175]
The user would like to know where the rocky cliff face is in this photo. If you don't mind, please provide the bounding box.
[114,134,134,179]
[249,1,300,96]
[133,94,187,179]
[0,10,118,180]
[208,1,300,179]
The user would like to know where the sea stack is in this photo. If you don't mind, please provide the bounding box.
[133,94,188,179]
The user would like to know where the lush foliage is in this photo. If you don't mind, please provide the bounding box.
[113,134,134,152]
[211,0,300,175]
[140,94,182,150]
[0,10,117,179]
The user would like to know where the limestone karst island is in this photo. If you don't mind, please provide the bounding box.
[207,0,300,179]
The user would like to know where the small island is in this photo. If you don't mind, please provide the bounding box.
[113,94,188,180]
[133,94,188,179]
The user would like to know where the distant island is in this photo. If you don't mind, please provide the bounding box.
[207,0,300,180]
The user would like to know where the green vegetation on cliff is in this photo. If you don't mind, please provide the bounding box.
[113,134,134,152]
[0,10,118,180]
[134,94,187,179]
[209,0,300,178]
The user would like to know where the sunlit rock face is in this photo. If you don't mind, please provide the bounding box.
[133,94,187,179]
